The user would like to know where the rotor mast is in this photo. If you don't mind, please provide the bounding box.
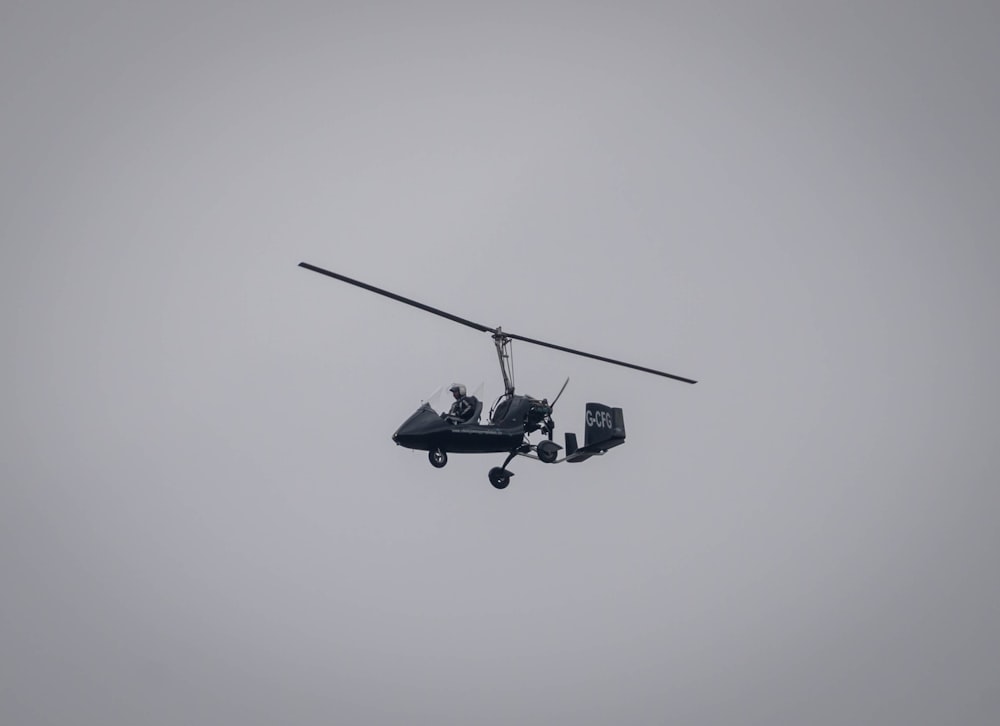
[493,328,515,397]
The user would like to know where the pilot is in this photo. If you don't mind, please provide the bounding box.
[442,383,478,424]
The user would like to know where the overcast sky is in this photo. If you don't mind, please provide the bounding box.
[3,2,999,724]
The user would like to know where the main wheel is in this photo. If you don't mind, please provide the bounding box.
[536,441,559,464]
[429,449,448,468]
[488,467,511,489]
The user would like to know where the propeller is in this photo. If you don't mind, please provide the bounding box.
[550,377,570,409]
[540,377,569,442]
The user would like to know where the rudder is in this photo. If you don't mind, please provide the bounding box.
[584,403,626,450]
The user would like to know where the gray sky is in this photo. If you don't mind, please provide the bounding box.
[3,2,999,724]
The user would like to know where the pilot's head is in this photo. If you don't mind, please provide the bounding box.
[449,383,466,398]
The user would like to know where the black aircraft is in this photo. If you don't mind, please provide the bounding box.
[299,261,696,489]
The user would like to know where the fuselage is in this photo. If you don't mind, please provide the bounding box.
[391,395,552,454]
[392,403,523,453]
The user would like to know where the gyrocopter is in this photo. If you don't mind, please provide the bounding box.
[299,261,696,490]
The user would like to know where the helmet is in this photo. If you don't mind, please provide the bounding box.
[449,383,466,396]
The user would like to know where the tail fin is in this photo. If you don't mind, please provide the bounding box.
[566,403,626,463]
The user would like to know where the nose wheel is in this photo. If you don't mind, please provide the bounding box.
[429,449,448,468]
[488,467,512,489]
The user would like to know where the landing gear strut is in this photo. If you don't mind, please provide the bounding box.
[488,444,529,489]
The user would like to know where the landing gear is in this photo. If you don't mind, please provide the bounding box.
[488,444,528,489]
[488,467,512,489]
[429,448,448,468]
[536,439,561,464]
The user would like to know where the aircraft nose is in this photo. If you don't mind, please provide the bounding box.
[391,418,421,447]
[392,429,415,446]
[392,404,447,449]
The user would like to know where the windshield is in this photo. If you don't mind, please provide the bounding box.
[421,381,487,414]
[421,385,444,413]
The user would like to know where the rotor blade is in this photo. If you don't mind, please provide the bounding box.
[504,331,698,384]
[299,261,696,384]
[551,377,570,408]
[298,262,493,334]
